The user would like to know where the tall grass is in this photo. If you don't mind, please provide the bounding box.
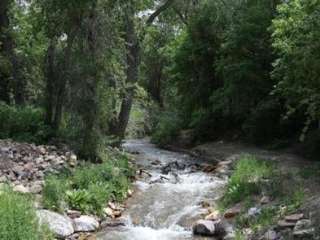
[0,187,53,240]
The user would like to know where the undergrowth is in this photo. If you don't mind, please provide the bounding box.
[42,148,134,216]
[219,155,305,236]
[0,186,53,240]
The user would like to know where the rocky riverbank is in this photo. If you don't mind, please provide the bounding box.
[187,141,320,240]
[0,139,134,240]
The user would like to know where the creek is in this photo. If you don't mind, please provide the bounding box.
[97,139,227,240]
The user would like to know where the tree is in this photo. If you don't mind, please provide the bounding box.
[272,0,320,139]
[0,0,13,104]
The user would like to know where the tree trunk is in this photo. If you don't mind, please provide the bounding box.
[44,39,57,126]
[0,0,12,104]
[52,29,77,132]
[115,5,140,140]
[80,2,100,162]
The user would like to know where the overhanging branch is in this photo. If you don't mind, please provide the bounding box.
[146,0,175,25]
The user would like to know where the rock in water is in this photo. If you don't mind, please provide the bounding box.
[192,220,216,236]
[74,216,100,232]
[37,210,74,238]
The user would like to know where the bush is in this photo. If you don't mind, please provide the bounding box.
[0,102,50,143]
[43,149,134,216]
[221,155,275,207]
[0,187,53,240]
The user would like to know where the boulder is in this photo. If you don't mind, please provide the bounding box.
[74,216,100,232]
[37,210,74,238]
[192,220,216,236]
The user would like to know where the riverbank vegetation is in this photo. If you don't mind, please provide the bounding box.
[219,155,305,238]
[43,150,134,215]
[0,187,53,240]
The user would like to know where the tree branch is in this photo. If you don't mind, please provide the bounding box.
[146,0,175,25]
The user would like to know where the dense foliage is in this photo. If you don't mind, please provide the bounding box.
[148,0,320,157]
[0,0,319,158]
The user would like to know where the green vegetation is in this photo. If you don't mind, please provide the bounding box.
[1,0,319,157]
[43,150,134,215]
[0,102,50,143]
[220,155,277,208]
[219,155,305,235]
[0,187,53,240]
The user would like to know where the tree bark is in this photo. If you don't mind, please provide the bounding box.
[114,4,139,140]
[0,0,12,104]
[51,29,77,132]
[44,39,57,126]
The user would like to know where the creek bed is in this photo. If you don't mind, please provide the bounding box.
[97,139,227,240]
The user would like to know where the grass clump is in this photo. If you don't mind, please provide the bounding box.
[0,187,53,240]
[42,149,134,216]
[221,155,276,208]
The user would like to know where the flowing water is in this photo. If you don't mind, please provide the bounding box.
[97,139,227,240]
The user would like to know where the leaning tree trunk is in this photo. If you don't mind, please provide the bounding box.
[115,6,140,140]
[113,0,175,142]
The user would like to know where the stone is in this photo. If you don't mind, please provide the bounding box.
[248,207,261,217]
[127,189,133,197]
[293,219,314,238]
[100,218,127,228]
[260,196,271,205]
[205,210,220,221]
[37,210,74,238]
[30,182,43,194]
[67,210,82,219]
[103,207,114,217]
[13,184,30,194]
[74,216,100,232]
[69,154,77,167]
[285,213,304,222]
[192,220,216,236]
[264,230,277,240]
[277,220,296,229]
[224,204,242,219]
[0,175,7,183]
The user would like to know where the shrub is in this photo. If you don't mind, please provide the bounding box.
[0,102,50,143]
[0,187,53,240]
[221,155,275,207]
[43,149,133,216]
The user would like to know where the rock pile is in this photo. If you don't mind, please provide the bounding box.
[0,139,77,194]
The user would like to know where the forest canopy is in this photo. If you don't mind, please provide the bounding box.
[0,0,319,160]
